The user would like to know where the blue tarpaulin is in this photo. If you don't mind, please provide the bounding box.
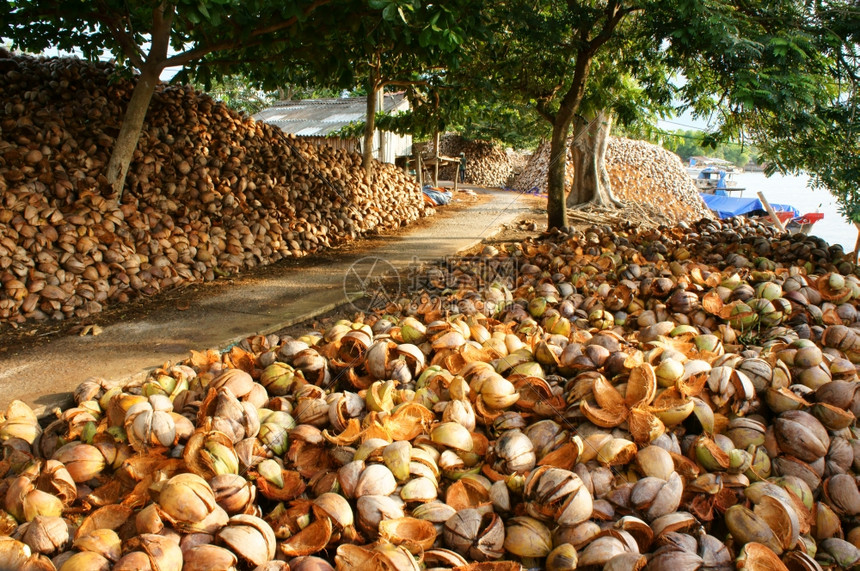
[700,193,800,220]
[423,186,452,205]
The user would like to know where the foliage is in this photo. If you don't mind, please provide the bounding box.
[728,1,860,223]
[335,95,547,149]
[449,98,546,151]
[659,129,753,167]
[458,0,653,227]
[192,75,278,116]
[304,0,487,172]
[2,1,332,74]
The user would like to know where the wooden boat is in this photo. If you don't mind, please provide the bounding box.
[700,193,823,235]
[690,166,746,194]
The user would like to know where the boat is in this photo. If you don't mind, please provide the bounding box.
[690,166,746,194]
[700,193,823,235]
[686,157,745,194]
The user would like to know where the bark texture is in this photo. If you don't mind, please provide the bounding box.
[363,79,378,182]
[547,121,571,229]
[543,47,593,229]
[106,66,160,198]
[568,110,621,208]
[105,3,173,200]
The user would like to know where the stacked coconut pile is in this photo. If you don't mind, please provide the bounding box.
[2,217,860,570]
[431,135,513,188]
[605,138,712,222]
[510,138,711,223]
[0,54,429,324]
[504,149,531,188]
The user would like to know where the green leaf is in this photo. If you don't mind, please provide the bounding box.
[419,27,432,48]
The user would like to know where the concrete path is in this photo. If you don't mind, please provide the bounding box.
[0,187,541,415]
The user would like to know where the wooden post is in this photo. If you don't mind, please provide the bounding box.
[417,154,424,188]
[757,191,787,233]
[433,131,440,187]
[453,159,459,193]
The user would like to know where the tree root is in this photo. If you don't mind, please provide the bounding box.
[567,199,677,229]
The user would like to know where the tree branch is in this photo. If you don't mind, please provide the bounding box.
[92,3,145,68]
[148,1,174,65]
[164,0,332,67]
[583,1,641,59]
[535,101,555,123]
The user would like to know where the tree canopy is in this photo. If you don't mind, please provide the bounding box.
[305,0,485,177]
[725,1,859,223]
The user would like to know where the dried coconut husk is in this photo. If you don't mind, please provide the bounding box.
[626,364,658,407]
[453,563,523,571]
[446,478,492,512]
[755,495,800,553]
[537,442,582,471]
[183,430,238,480]
[334,543,377,568]
[613,516,653,553]
[736,542,789,571]
[116,456,185,509]
[509,376,562,415]
[378,517,437,553]
[817,273,852,302]
[385,403,436,441]
[323,419,365,446]
[627,407,666,444]
[650,390,696,426]
[580,381,627,428]
[255,469,306,501]
[279,509,334,557]
[73,504,133,541]
[287,439,336,480]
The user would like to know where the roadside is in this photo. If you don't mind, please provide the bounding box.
[0,186,544,416]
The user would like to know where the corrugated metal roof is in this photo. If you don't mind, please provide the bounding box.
[253,93,408,137]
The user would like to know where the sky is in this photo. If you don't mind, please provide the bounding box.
[657,108,711,132]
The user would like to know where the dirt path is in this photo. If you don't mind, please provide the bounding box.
[0,187,544,415]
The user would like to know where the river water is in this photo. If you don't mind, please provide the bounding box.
[729,172,857,252]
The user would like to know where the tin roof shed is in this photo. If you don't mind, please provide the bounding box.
[253,93,409,137]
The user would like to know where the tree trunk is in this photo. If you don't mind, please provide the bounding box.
[363,78,378,182]
[547,120,570,229]
[105,64,161,199]
[567,109,621,208]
